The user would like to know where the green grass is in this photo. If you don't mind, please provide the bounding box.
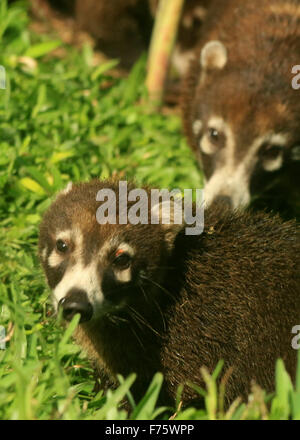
[0,0,300,420]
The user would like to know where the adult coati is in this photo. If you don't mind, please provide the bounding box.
[181,0,300,219]
[39,179,300,409]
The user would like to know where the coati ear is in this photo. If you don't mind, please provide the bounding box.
[53,181,73,201]
[151,199,184,251]
[60,181,73,195]
[200,40,228,70]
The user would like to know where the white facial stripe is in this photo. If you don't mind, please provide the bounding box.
[204,132,288,208]
[269,133,288,146]
[48,250,64,268]
[200,116,235,160]
[117,243,135,256]
[41,246,48,261]
[113,243,134,283]
[56,230,71,242]
[115,268,131,283]
[199,116,228,155]
[48,229,77,268]
[99,239,134,269]
[193,120,203,137]
[263,155,283,172]
[200,135,217,155]
[53,261,103,310]
[204,164,251,208]
[259,133,287,173]
[208,116,226,133]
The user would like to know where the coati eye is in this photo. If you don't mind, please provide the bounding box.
[113,250,131,270]
[208,127,220,144]
[260,144,283,160]
[56,239,68,253]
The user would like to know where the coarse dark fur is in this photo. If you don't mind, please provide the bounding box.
[39,179,300,408]
[181,0,300,219]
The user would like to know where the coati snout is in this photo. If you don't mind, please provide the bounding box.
[59,289,93,323]
[39,179,300,408]
[181,0,300,217]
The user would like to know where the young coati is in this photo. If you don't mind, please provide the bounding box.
[38,179,300,409]
[181,0,300,219]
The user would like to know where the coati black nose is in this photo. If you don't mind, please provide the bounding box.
[212,195,232,208]
[59,289,93,323]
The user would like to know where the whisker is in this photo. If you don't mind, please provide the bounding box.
[127,305,161,337]
[139,284,151,305]
[107,313,129,325]
[139,284,166,331]
[140,274,177,301]
[130,326,146,351]
[127,308,144,332]
[152,296,167,332]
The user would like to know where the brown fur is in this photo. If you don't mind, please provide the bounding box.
[181,0,300,217]
[39,179,300,408]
